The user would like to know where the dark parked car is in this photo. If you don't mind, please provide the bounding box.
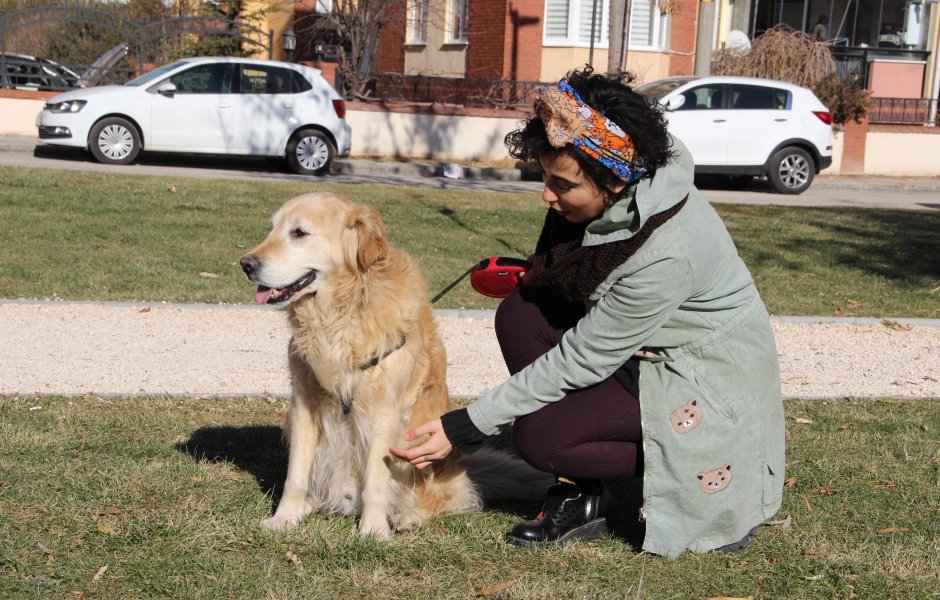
[1,53,80,91]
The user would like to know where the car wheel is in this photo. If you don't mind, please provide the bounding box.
[287,129,335,175]
[768,147,814,194]
[89,117,141,165]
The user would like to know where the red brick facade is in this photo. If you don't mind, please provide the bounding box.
[376,12,406,73]
[841,114,869,174]
[466,0,544,81]
[668,0,698,76]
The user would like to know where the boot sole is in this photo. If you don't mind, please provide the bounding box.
[506,517,609,548]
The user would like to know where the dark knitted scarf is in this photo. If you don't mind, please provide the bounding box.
[526,196,688,303]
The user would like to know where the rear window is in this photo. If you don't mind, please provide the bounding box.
[239,65,303,94]
[729,85,790,110]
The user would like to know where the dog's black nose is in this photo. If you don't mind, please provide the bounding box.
[240,254,260,276]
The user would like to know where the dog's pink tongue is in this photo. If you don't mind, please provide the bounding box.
[256,286,274,304]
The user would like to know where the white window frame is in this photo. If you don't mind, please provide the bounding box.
[448,0,470,43]
[408,0,429,44]
[315,0,332,14]
[543,0,666,51]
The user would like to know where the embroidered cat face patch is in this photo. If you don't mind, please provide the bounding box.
[697,464,732,494]
[670,399,702,434]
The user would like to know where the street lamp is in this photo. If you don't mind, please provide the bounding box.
[282,27,296,63]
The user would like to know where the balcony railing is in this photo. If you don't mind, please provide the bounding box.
[869,97,939,126]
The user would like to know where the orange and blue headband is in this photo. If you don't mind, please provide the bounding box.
[536,81,647,183]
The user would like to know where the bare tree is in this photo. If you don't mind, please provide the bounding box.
[297,0,407,99]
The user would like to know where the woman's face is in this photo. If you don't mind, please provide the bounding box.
[538,150,625,223]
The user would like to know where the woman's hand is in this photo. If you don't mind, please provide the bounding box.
[389,418,453,470]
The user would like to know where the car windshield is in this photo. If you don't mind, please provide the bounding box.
[637,78,697,100]
[125,61,189,87]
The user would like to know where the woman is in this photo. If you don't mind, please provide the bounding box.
[390,67,785,558]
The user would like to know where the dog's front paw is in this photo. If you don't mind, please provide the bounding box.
[259,515,300,532]
[358,516,392,539]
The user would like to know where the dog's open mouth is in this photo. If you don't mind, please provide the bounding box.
[255,270,318,305]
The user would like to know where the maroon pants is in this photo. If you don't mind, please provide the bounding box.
[495,286,643,480]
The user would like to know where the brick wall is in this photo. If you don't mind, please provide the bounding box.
[668,0,698,76]
[841,114,868,174]
[376,14,406,73]
[467,0,543,81]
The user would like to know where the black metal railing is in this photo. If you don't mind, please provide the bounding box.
[868,97,939,125]
[371,73,544,110]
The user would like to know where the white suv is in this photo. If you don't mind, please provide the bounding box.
[639,76,833,194]
[37,56,351,175]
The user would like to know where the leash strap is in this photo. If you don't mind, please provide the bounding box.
[431,262,481,304]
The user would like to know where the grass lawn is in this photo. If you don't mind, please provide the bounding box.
[1,166,939,317]
[2,396,938,599]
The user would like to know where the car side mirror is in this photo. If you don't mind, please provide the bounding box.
[665,95,686,111]
[156,82,177,96]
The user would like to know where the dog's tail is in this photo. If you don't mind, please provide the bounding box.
[459,447,555,503]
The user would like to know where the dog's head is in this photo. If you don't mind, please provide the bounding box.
[240,192,388,306]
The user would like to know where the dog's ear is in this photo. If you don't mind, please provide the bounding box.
[344,206,388,272]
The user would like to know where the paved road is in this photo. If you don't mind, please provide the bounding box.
[1,137,938,210]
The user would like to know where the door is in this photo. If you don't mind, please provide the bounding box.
[663,83,730,167]
[228,64,298,155]
[148,62,236,152]
[724,84,791,166]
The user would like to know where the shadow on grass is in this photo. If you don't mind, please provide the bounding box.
[175,425,288,508]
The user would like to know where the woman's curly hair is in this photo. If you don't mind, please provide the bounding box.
[505,66,673,195]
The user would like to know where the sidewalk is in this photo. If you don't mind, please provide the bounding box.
[3,134,940,193]
[2,300,938,400]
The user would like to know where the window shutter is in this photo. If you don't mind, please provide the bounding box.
[578,0,604,43]
[545,0,570,40]
[630,0,654,47]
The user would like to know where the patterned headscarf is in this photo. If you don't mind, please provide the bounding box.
[535,80,648,184]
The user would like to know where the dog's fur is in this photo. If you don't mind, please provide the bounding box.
[241,193,480,537]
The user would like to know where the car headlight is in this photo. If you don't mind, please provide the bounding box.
[46,100,87,113]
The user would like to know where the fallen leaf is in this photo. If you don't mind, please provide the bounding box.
[838,423,852,430]
[804,574,825,581]
[190,476,205,484]
[285,550,302,567]
[92,509,121,517]
[477,580,516,597]
[96,522,116,536]
[766,515,793,529]
[794,417,814,424]
[844,574,861,581]
[801,547,818,555]
[199,272,219,279]
[877,527,910,535]
[799,493,816,513]
[91,565,108,584]
[809,487,838,495]
[168,186,177,193]
[72,592,85,600]
[37,542,54,555]
[876,484,900,493]
[784,476,797,488]
[138,307,151,313]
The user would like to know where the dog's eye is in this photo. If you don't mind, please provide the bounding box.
[291,228,309,239]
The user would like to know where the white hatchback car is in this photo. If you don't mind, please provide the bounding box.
[638,76,833,194]
[37,56,351,175]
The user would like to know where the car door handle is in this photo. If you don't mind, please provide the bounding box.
[218,103,231,109]
[774,118,788,122]
[283,104,294,109]
[713,119,726,123]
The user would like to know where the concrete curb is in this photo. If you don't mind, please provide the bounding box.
[4,135,940,193]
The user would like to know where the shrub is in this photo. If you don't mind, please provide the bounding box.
[814,73,869,126]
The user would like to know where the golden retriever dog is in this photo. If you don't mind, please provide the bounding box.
[239,192,480,537]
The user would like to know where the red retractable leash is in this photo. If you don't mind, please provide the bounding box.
[431,256,531,303]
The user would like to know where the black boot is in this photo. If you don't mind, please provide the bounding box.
[506,480,608,547]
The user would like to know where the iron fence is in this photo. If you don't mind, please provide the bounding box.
[868,97,939,126]
[372,73,544,110]
[1,5,272,91]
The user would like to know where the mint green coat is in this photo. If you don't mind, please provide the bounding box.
[466,138,785,557]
